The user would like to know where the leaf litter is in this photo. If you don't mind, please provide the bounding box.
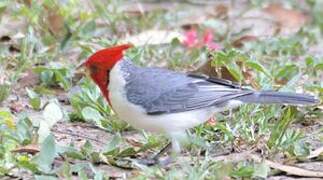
[0,0,322,179]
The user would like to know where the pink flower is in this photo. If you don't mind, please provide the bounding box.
[203,30,221,51]
[182,29,220,51]
[203,30,213,44]
[206,117,217,126]
[183,29,199,48]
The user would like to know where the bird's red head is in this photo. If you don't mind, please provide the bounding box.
[83,44,133,103]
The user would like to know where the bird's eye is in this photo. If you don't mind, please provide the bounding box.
[90,65,98,73]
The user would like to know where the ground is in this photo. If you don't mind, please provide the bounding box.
[0,0,322,179]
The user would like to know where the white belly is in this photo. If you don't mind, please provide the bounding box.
[108,61,242,134]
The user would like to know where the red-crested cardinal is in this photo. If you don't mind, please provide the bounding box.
[82,44,319,164]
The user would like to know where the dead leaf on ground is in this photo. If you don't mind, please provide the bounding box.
[44,7,64,36]
[193,59,259,88]
[9,100,27,113]
[192,59,237,82]
[264,3,309,35]
[0,35,11,42]
[12,144,40,155]
[120,1,229,29]
[125,137,143,147]
[232,35,258,48]
[230,3,308,38]
[17,69,40,88]
[232,9,277,37]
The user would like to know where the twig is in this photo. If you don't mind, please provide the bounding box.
[250,155,323,178]
[52,129,106,145]
[307,146,323,159]
[178,151,323,178]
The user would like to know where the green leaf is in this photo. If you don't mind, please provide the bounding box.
[17,155,39,173]
[94,171,104,180]
[305,56,314,67]
[34,175,58,180]
[26,88,41,110]
[16,118,33,144]
[0,84,10,103]
[40,70,54,85]
[103,134,122,153]
[43,101,63,127]
[231,166,254,178]
[0,109,15,129]
[246,61,271,77]
[252,162,269,178]
[118,147,136,157]
[81,106,104,126]
[38,121,50,143]
[81,20,96,36]
[33,134,57,173]
[227,64,243,82]
[54,70,71,90]
[81,140,93,156]
[293,141,310,157]
[268,107,296,149]
[315,63,323,70]
[276,64,299,80]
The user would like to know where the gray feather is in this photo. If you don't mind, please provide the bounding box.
[120,59,318,115]
[237,91,319,105]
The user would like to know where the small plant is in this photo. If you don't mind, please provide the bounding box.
[70,78,128,132]
[0,84,10,104]
[33,65,72,91]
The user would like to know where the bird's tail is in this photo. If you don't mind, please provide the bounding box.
[237,91,319,105]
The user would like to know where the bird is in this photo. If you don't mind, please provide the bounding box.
[81,44,319,165]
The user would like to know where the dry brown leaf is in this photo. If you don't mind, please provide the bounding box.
[192,59,237,82]
[46,10,64,35]
[125,138,143,147]
[12,144,40,155]
[9,101,26,113]
[120,1,229,28]
[23,0,31,6]
[177,3,229,27]
[232,35,258,48]
[120,30,184,46]
[193,59,259,89]
[0,35,11,42]
[18,69,40,88]
[264,3,308,35]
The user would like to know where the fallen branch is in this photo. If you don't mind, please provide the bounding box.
[307,146,323,159]
[250,155,323,178]
[52,129,106,145]
[178,151,323,178]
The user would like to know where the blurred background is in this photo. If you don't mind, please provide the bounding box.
[0,0,322,179]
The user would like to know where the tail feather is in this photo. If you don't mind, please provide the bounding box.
[237,91,319,105]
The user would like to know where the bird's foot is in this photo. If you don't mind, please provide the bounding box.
[135,158,158,166]
[135,156,173,166]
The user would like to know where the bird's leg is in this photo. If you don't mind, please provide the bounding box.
[136,133,183,166]
[136,142,172,166]
[152,142,172,160]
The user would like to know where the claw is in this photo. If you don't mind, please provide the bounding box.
[136,156,174,166]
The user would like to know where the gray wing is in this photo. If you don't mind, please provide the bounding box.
[125,67,253,115]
